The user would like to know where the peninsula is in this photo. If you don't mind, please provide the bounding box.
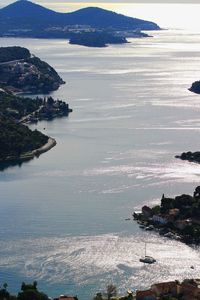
[175,151,200,164]
[0,46,65,93]
[0,88,72,163]
[0,0,160,42]
[0,47,72,165]
[134,186,200,245]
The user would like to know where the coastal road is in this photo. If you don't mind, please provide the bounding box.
[0,58,25,66]
[19,105,44,123]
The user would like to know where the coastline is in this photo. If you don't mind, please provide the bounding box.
[0,137,56,163]
[134,186,200,245]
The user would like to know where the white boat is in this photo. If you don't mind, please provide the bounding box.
[140,255,156,264]
[139,243,156,264]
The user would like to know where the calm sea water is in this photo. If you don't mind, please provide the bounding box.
[0,29,200,299]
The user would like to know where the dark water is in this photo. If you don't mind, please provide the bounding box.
[0,30,200,299]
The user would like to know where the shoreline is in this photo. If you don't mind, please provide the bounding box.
[0,137,56,163]
[133,186,200,245]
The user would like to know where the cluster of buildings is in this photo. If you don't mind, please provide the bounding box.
[46,24,95,34]
[45,25,147,39]
[141,204,191,230]
[134,188,200,244]
[22,97,72,123]
[136,279,200,300]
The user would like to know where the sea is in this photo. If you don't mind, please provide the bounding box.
[0,29,200,299]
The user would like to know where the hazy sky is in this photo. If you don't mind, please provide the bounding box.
[1,0,200,30]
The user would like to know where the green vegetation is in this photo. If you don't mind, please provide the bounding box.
[0,90,42,119]
[0,281,48,300]
[93,285,134,300]
[136,187,200,244]
[0,89,49,162]
[69,31,127,47]
[0,0,160,40]
[0,46,30,63]
[0,116,48,161]
[0,88,71,163]
[0,46,72,166]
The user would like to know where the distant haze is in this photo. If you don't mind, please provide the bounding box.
[0,0,200,29]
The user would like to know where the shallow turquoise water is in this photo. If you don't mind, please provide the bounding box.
[0,30,200,299]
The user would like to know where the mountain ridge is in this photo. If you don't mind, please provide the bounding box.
[0,0,160,37]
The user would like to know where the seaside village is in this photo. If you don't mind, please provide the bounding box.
[44,280,200,300]
[92,279,200,300]
[133,186,200,244]
[2,279,200,300]
[135,279,200,300]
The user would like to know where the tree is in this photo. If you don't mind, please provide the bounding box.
[107,285,117,300]
[0,283,9,300]
[18,282,48,300]
[93,293,103,300]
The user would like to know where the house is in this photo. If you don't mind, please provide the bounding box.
[180,279,200,299]
[54,295,78,300]
[151,281,178,297]
[152,214,168,225]
[169,208,180,217]
[136,289,156,300]
[136,279,200,300]
[175,219,192,230]
[142,206,153,218]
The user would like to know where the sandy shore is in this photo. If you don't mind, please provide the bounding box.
[32,137,56,156]
[0,137,56,163]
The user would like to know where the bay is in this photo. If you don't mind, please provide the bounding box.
[0,29,200,299]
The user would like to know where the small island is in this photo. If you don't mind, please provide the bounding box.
[175,79,200,164]
[189,80,200,94]
[175,151,200,163]
[69,31,128,47]
[134,186,200,245]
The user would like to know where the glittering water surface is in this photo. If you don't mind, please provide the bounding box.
[1,29,200,298]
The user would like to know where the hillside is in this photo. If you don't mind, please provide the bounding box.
[0,88,55,163]
[0,88,42,119]
[0,46,65,93]
[0,46,30,63]
[0,116,49,161]
[0,47,72,165]
[0,0,160,39]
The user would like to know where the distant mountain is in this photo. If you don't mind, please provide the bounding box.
[0,0,160,38]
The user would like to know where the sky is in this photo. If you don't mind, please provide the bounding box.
[1,0,200,30]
